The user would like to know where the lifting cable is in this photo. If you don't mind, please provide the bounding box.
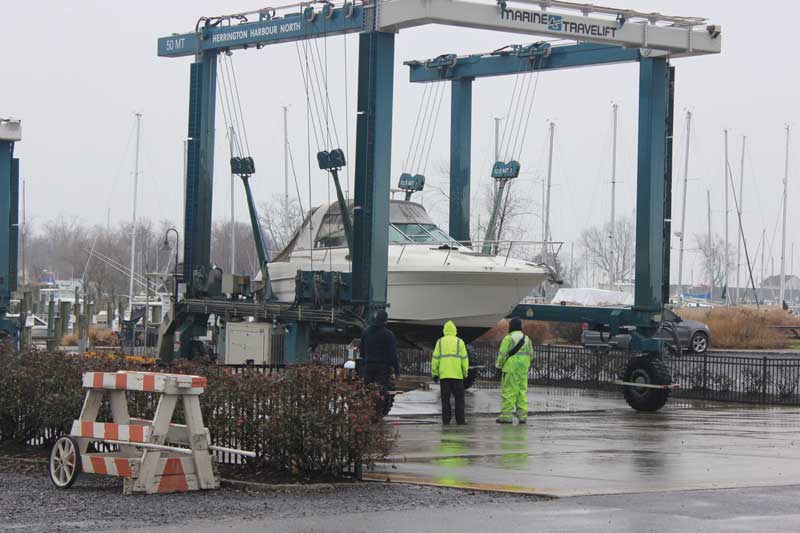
[498,66,541,163]
[295,35,343,155]
[293,9,352,259]
[481,59,542,254]
[218,53,248,159]
[217,51,273,282]
[402,81,446,178]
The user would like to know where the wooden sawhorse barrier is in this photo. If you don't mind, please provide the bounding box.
[50,370,221,494]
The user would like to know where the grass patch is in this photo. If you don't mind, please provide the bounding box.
[678,307,800,350]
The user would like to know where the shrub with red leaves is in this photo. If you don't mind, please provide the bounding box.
[190,363,394,477]
[0,345,394,479]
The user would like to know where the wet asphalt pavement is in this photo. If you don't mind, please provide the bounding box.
[157,484,800,532]
[375,386,800,496]
[5,386,800,532]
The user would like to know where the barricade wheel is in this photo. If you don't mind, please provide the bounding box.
[49,436,81,489]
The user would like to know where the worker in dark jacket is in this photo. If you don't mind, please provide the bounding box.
[360,310,400,416]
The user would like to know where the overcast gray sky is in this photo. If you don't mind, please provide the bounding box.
[2,0,798,287]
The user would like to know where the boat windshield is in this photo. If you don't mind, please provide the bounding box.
[278,199,456,255]
[391,223,455,244]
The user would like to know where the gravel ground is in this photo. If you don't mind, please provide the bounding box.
[0,469,543,532]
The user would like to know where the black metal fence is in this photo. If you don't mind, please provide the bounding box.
[671,354,800,405]
[316,342,800,406]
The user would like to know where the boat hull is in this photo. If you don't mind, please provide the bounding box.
[268,260,546,330]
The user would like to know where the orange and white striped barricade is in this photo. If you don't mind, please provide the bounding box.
[49,370,220,495]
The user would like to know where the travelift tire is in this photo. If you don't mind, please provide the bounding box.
[49,436,81,489]
[622,355,672,412]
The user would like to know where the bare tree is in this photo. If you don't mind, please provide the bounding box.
[695,233,735,294]
[210,221,259,276]
[470,181,533,246]
[26,217,176,304]
[555,254,583,288]
[259,196,304,253]
[580,217,635,284]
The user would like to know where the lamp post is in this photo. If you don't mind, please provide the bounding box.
[161,228,180,304]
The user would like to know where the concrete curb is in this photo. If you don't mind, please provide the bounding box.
[362,473,558,499]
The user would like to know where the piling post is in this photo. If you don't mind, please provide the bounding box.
[47,299,54,335]
[59,301,70,338]
[74,287,80,329]
[78,315,89,355]
[107,301,114,329]
[53,316,63,349]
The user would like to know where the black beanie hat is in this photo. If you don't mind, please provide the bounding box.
[509,317,522,332]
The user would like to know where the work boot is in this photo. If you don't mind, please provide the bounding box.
[495,417,512,424]
[517,419,527,425]
[456,420,468,426]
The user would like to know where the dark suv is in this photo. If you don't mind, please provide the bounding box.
[580,307,710,354]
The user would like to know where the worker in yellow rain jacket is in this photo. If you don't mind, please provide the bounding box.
[432,320,469,425]
[495,317,534,424]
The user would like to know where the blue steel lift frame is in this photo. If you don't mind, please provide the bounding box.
[407,42,641,243]
[406,42,673,350]
[0,135,20,345]
[158,4,393,361]
[157,2,690,361]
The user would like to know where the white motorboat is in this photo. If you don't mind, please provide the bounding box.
[268,199,553,343]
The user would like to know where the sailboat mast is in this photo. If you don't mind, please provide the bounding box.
[127,112,141,318]
[544,121,555,256]
[677,110,691,299]
[229,125,236,274]
[780,125,790,306]
[609,103,618,285]
[494,117,501,161]
[735,135,746,304]
[283,106,289,214]
[761,228,766,287]
[723,129,730,305]
[706,189,712,296]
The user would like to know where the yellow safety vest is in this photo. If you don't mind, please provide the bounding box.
[432,322,469,380]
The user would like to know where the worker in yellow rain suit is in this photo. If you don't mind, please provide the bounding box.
[495,317,534,424]
[432,320,469,425]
